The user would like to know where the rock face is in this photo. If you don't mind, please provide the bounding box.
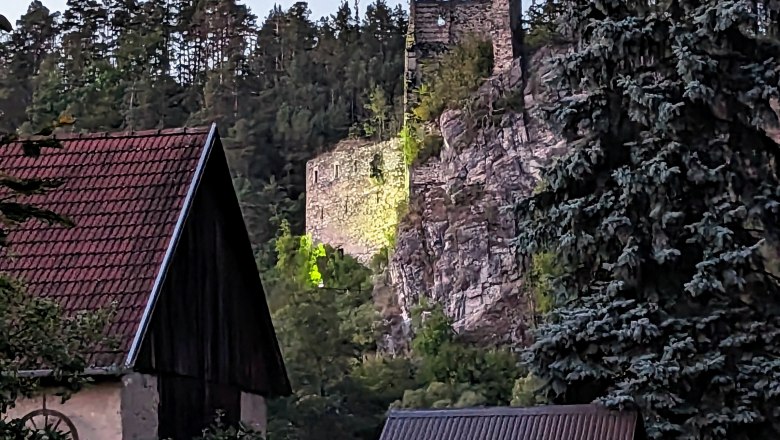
[388,49,568,347]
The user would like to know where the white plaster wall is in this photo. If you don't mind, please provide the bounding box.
[4,381,123,440]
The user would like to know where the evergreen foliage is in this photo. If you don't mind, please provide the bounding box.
[0,0,408,274]
[521,0,563,50]
[412,38,494,123]
[515,1,780,439]
[527,251,562,316]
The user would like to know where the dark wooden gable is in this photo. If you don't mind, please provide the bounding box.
[135,131,290,436]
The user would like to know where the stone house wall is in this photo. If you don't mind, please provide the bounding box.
[305,139,408,264]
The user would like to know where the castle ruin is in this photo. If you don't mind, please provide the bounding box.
[404,0,524,108]
[305,139,408,264]
[306,0,523,263]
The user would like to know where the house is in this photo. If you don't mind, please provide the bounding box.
[379,405,646,440]
[0,125,290,439]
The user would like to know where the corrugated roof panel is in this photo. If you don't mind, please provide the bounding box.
[379,405,639,440]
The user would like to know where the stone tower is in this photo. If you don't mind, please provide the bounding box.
[404,0,523,110]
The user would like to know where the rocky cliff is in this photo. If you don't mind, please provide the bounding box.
[384,48,568,348]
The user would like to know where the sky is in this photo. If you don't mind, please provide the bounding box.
[1,0,406,24]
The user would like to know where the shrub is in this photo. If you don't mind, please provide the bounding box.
[399,119,443,166]
[399,120,423,166]
[370,246,390,273]
[527,251,563,316]
[194,411,264,440]
[412,37,493,123]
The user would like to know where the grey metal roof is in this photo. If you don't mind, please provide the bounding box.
[379,404,641,440]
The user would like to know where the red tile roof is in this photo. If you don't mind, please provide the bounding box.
[0,126,213,368]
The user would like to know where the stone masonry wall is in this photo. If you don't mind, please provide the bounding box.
[491,0,523,72]
[405,0,522,109]
[120,373,160,440]
[412,0,494,46]
[306,139,408,264]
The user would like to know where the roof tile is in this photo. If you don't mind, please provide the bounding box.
[0,127,211,368]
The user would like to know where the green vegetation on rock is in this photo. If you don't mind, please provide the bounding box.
[264,230,522,439]
[412,38,494,123]
[527,251,563,316]
[399,120,423,166]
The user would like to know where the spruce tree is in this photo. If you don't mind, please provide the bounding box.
[0,2,59,132]
[517,1,780,439]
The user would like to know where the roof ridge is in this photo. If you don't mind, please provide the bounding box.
[14,126,212,142]
[388,404,630,418]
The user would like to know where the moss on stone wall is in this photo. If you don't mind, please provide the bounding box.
[305,139,409,264]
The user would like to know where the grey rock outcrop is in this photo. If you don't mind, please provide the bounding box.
[387,48,568,347]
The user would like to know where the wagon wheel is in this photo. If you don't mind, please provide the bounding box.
[20,408,79,440]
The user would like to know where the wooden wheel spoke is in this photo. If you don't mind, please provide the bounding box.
[20,409,78,440]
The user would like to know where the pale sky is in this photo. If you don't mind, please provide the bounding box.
[1,0,406,24]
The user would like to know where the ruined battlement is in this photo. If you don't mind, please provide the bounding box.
[305,139,408,264]
[305,1,524,263]
[405,0,523,108]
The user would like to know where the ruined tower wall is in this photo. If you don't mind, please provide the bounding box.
[404,0,523,110]
[305,139,408,264]
[412,0,494,46]
[306,1,524,264]
[491,0,524,72]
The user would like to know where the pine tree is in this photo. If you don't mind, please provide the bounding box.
[21,54,68,134]
[60,0,109,85]
[517,1,780,439]
[0,1,59,132]
[522,0,563,48]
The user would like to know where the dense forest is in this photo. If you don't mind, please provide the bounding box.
[3,0,780,439]
[0,0,408,271]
